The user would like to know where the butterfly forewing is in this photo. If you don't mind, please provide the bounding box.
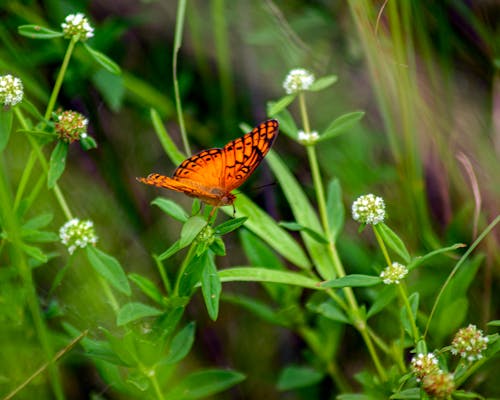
[173,148,226,190]
[221,120,279,192]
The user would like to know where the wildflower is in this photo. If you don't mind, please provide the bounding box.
[61,13,94,41]
[451,324,489,362]
[0,74,24,107]
[55,110,88,143]
[410,353,440,382]
[351,194,385,225]
[59,218,98,254]
[297,130,319,145]
[283,68,315,94]
[422,371,455,399]
[55,110,89,143]
[380,262,408,284]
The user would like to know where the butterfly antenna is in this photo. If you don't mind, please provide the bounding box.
[238,181,277,195]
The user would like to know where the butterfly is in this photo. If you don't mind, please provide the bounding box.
[138,119,279,207]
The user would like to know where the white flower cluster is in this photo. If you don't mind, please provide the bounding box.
[410,353,439,382]
[351,194,385,225]
[59,218,98,254]
[451,324,489,362]
[297,130,319,145]
[0,74,24,107]
[283,68,315,94]
[380,262,408,285]
[61,13,94,41]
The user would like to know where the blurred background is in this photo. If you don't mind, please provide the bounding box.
[0,0,499,398]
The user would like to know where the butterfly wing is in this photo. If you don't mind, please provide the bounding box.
[138,119,279,204]
[137,173,222,204]
[221,119,279,192]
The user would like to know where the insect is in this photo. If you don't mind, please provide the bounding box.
[138,120,279,207]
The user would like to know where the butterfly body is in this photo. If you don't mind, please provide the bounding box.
[138,120,279,206]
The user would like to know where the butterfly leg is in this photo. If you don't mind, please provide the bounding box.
[208,206,219,221]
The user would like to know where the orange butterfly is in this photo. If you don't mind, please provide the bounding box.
[138,120,279,207]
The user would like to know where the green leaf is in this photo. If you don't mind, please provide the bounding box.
[101,328,137,366]
[83,44,121,75]
[209,237,226,256]
[20,99,45,122]
[20,229,58,243]
[306,298,350,324]
[178,252,209,296]
[452,390,485,399]
[152,197,189,222]
[434,297,468,339]
[321,274,381,288]
[128,273,165,306]
[17,25,64,39]
[19,243,47,263]
[0,109,13,152]
[266,151,334,278]
[274,108,298,140]
[165,369,245,400]
[408,243,465,271]
[157,239,181,261]
[218,267,320,290]
[487,320,500,327]
[22,213,53,230]
[162,321,195,365]
[277,365,324,390]
[80,135,97,151]
[326,179,344,240]
[201,255,221,321]
[367,286,397,318]
[47,141,68,189]
[92,69,124,112]
[309,74,338,92]
[222,293,290,327]
[267,94,296,116]
[86,246,131,295]
[214,217,247,235]
[230,193,311,270]
[179,216,207,248]
[150,108,186,165]
[388,388,421,399]
[376,223,411,263]
[279,221,328,244]
[318,111,365,142]
[116,302,163,326]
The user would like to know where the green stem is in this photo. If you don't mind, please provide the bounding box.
[298,91,387,381]
[14,108,73,220]
[149,372,166,400]
[44,36,78,120]
[373,225,419,342]
[373,225,392,267]
[0,156,65,400]
[154,254,171,295]
[398,283,420,342]
[173,242,197,296]
[13,149,37,211]
[172,0,190,155]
